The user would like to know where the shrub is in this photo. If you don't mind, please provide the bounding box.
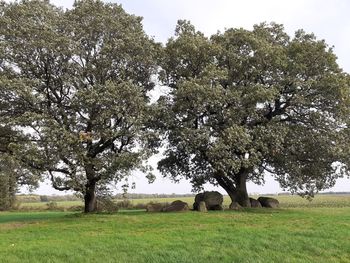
[67,205,84,212]
[116,199,133,209]
[96,198,119,213]
[40,195,49,202]
[133,203,147,210]
[46,202,58,210]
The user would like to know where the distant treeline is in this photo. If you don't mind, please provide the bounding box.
[277,192,350,196]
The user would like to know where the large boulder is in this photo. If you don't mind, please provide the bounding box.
[198,201,207,212]
[194,191,223,211]
[258,197,279,208]
[249,198,262,208]
[229,202,241,210]
[163,200,189,212]
[146,203,164,212]
[193,193,204,210]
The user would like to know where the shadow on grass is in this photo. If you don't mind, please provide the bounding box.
[0,209,149,223]
[0,211,74,224]
[74,208,289,216]
[0,208,293,225]
[236,208,283,214]
[61,209,148,220]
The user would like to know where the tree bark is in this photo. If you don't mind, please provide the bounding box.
[84,163,98,213]
[84,181,97,213]
[234,174,250,207]
[215,171,251,207]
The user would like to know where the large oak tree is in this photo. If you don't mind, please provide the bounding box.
[158,21,350,207]
[0,0,160,212]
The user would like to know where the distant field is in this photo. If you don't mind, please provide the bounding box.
[17,194,350,211]
[0,207,349,263]
[19,201,83,209]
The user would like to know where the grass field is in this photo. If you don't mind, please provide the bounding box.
[0,206,350,263]
[0,195,349,262]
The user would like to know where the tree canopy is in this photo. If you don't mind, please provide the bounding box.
[0,0,160,212]
[158,21,350,207]
[1,1,349,211]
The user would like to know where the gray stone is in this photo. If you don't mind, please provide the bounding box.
[257,197,279,208]
[210,204,224,210]
[146,203,164,212]
[198,201,207,212]
[249,197,262,208]
[229,202,241,210]
[194,191,223,211]
[163,200,189,212]
[194,193,205,204]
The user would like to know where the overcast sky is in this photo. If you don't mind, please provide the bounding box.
[24,0,350,195]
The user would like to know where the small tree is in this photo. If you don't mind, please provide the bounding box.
[0,158,16,210]
[0,125,39,210]
[159,21,350,207]
[0,0,160,212]
[0,153,39,210]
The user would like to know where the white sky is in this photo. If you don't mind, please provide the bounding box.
[22,0,350,195]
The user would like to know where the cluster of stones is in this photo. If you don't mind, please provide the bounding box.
[193,192,280,211]
[229,196,280,210]
[146,200,189,212]
[146,191,279,212]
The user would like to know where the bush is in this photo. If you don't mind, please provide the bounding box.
[10,200,20,211]
[40,195,49,202]
[67,205,84,212]
[96,198,119,213]
[133,203,147,210]
[116,199,133,209]
[46,201,58,210]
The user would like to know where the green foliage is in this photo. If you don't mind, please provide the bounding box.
[0,0,160,211]
[0,125,39,210]
[159,21,350,204]
[1,0,349,211]
[96,197,119,212]
[0,170,16,211]
[115,199,133,209]
[0,153,39,210]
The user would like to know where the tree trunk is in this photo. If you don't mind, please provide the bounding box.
[84,162,99,213]
[84,181,97,213]
[215,171,251,208]
[8,175,16,208]
[0,172,15,211]
[234,174,250,207]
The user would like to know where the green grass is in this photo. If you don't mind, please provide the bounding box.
[0,212,72,224]
[1,207,350,263]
